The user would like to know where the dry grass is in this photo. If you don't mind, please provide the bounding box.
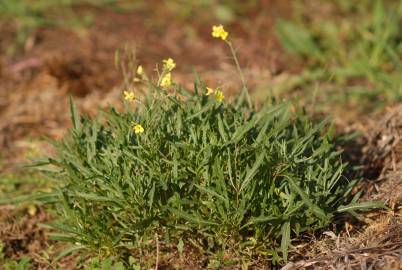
[283,106,402,270]
[362,106,402,209]
[285,215,402,270]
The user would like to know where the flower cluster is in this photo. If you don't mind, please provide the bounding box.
[215,90,225,102]
[163,58,176,71]
[212,24,228,41]
[160,72,172,88]
[205,87,225,102]
[160,58,176,88]
[133,123,144,134]
[123,90,135,101]
[123,24,233,135]
[136,65,144,75]
[206,87,215,96]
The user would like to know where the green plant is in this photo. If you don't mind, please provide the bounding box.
[85,256,134,270]
[38,74,381,266]
[275,0,402,111]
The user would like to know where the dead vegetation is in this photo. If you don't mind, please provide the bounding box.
[285,215,402,270]
[284,106,402,270]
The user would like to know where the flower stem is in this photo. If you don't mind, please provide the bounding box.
[226,40,252,108]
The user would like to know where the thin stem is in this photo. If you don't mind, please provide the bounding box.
[227,41,246,89]
[154,233,159,270]
[156,68,166,87]
[226,40,252,108]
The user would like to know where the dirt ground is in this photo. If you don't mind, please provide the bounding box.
[0,1,289,172]
[285,106,402,270]
[0,1,401,269]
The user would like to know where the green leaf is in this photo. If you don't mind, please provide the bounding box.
[54,245,86,262]
[336,201,385,213]
[285,175,327,220]
[114,262,126,270]
[239,151,265,192]
[69,96,80,129]
[280,221,291,262]
[177,238,184,254]
[169,208,219,226]
[240,215,280,229]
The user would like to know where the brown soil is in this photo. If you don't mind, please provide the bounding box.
[0,1,290,174]
[0,206,77,269]
[0,207,50,261]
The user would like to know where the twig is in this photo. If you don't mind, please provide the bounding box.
[154,233,159,270]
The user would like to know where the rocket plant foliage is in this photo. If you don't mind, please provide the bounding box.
[39,25,380,264]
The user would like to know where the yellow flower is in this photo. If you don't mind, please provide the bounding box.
[212,25,228,40]
[206,87,215,96]
[215,90,224,102]
[27,205,37,216]
[133,124,144,134]
[163,58,176,71]
[160,72,172,87]
[123,90,135,101]
[136,65,144,75]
